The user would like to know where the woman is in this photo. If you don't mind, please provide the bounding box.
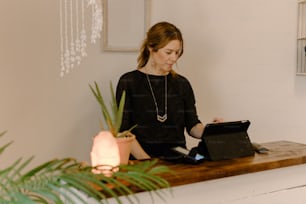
[116,22,221,160]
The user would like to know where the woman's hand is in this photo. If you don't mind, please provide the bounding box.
[190,123,205,139]
[212,117,224,123]
[189,118,224,139]
[129,134,151,160]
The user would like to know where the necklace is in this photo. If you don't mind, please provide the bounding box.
[146,74,168,122]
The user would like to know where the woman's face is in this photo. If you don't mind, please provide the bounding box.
[150,40,182,75]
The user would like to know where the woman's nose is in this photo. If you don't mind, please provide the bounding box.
[170,53,179,62]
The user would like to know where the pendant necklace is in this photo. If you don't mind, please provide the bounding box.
[146,74,167,122]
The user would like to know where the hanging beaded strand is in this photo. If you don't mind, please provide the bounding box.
[80,0,87,58]
[59,0,65,77]
[64,0,71,75]
[89,0,103,43]
[75,0,81,65]
[59,0,102,77]
[70,0,76,69]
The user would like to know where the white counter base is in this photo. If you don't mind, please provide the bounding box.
[102,163,306,204]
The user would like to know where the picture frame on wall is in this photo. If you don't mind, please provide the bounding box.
[297,0,306,75]
[102,0,151,52]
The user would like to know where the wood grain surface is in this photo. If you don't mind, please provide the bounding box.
[157,141,306,187]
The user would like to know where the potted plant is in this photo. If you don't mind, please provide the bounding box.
[0,130,171,203]
[89,81,136,165]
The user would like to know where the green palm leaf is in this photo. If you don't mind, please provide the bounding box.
[0,132,171,204]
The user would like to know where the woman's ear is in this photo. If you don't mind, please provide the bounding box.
[147,46,153,53]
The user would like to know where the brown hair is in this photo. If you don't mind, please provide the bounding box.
[137,22,184,70]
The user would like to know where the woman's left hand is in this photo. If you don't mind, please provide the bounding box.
[212,117,224,123]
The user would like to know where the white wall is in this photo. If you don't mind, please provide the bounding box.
[151,0,305,147]
[0,0,304,169]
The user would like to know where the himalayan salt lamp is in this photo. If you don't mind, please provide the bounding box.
[90,131,120,175]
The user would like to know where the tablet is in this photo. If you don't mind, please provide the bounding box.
[197,120,254,161]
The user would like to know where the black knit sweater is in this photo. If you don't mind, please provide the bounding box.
[116,70,201,157]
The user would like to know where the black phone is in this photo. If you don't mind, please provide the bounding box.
[171,146,205,164]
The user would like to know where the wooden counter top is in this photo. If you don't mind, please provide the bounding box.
[157,141,306,187]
